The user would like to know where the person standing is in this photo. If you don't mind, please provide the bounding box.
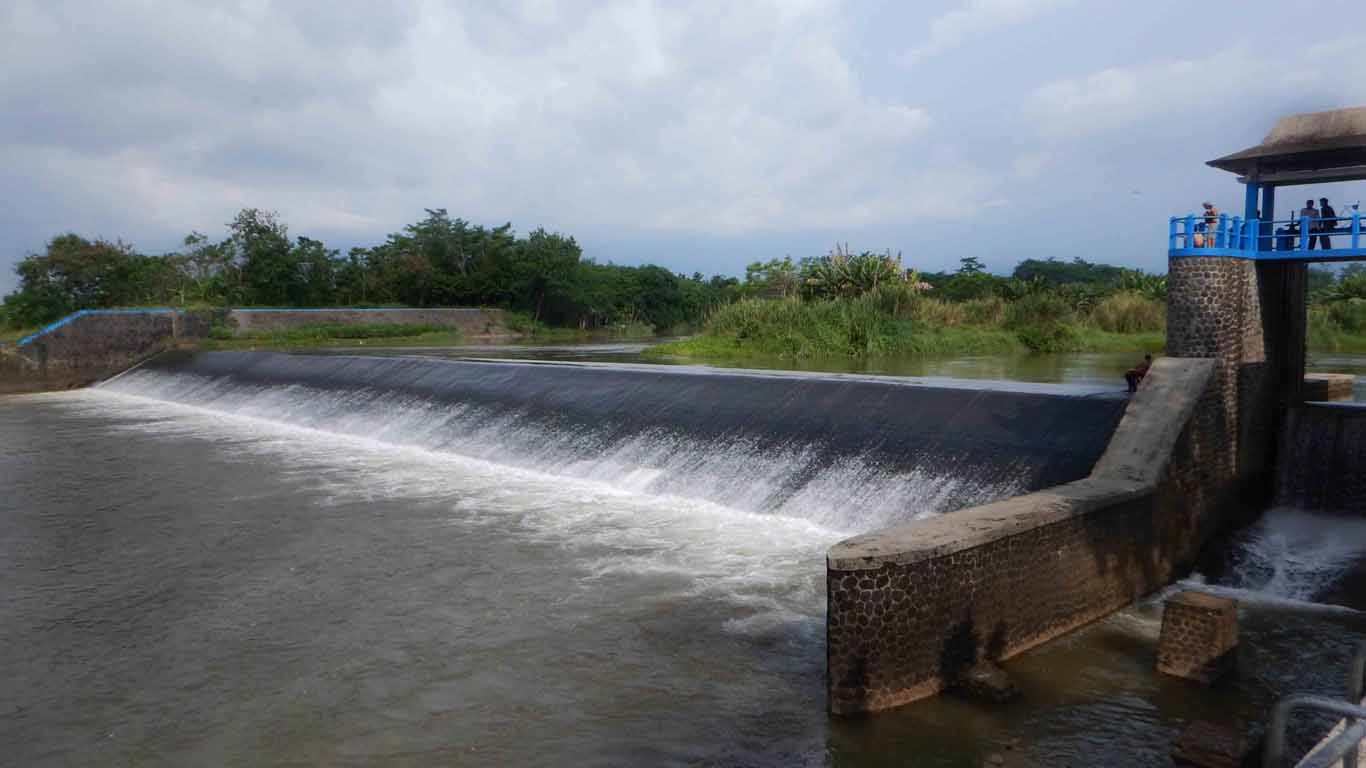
[1318,197,1337,250]
[1200,201,1220,247]
[1301,199,1320,249]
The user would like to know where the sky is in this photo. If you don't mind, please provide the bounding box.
[4,0,1366,295]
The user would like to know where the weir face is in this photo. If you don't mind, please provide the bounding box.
[102,352,1128,530]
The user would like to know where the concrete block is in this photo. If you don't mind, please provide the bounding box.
[1157,591,1238,684]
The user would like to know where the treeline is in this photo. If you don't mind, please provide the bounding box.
[0,208,742,332]
[739,253,1168,306]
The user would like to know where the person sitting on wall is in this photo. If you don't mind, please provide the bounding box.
[1125,354,1152,393]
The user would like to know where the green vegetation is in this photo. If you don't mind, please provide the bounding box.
[0,326,37,345]
[0,208,740,335]
[1307,265,1366,352]
[653,253,1169,361]
[202,323,465,350]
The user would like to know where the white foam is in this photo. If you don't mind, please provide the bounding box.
[95,368,1024,528]
[48,388,840,630]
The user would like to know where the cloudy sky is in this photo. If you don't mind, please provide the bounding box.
[4,0,1366,294]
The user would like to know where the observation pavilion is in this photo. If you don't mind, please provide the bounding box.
[1170,106,1366,261]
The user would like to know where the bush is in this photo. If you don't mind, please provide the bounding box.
[1089,292,1166,333]
[961,296,1006,326]
[1005,292,1075,328]
[1323,299,1366,333]
[907,297,966,327]
[1015,323,1080,353]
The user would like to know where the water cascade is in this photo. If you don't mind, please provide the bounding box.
[99,351,1128,532]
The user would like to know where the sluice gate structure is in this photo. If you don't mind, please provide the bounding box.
[827,106,1366,714]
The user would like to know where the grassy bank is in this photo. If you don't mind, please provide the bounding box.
[201,323,465,350]
[648,290,1167,360]
[0,326,37,345]
[1308,301,1366,353]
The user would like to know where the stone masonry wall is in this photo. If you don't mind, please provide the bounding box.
[1,306,511,395]
[1156,591,1239,683]
[226,308,508,337]
[2,310,187,394]
[826,358,1220,714]
[1165,256,1274,518]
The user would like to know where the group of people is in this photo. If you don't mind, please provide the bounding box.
[1195,197,1348,250]
[1295,197,1339,250]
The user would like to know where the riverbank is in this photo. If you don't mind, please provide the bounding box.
[647,294,1168,361]
[650,293,1366,362]
[201,323,468,350]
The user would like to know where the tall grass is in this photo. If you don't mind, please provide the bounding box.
[654,288,1170,360]
[1088,292,1166,334]
[1308,300,1366,352]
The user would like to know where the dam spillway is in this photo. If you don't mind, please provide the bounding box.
[98,351,1129,532]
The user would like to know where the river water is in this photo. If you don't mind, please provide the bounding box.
[3,348,1365,767]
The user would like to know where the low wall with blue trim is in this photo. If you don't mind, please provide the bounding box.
[1,306,512,395]
[0,309,214,395]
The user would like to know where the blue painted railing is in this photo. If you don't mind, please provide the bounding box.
[13,308,178,347]
[1169,210,1366,261]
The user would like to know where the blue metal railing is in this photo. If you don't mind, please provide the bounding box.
[1169,210,1366,259]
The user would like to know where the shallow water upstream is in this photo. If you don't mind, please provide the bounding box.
[3,348,1366,766]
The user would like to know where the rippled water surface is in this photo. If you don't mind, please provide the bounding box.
[4,349,1366,766]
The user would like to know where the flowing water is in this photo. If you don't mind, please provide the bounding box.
[3,347,1365,767]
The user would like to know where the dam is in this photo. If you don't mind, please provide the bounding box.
[4,106,1366,765]
[5,344,1364,766]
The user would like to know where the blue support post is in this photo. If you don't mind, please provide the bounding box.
[1300,216,1312,251]
[1245,180,1260,222]
[1354,210,1361,250]
[1260,184,1275,252]
[1169,217,1178,251]
[1231,216,1243,249]
[1216,213,1228,247]
[1185,215,1197,248]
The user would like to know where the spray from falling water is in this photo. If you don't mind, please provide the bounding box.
[96,352,1128,532]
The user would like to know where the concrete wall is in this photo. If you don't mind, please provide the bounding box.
[1,306,511,395]
[0,310,206,395]
[826,358,1218,714]
[226,307,507,337]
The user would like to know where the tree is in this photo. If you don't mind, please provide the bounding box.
[1,234,142,325]
[958,256,985,275]
[227,208,293,306]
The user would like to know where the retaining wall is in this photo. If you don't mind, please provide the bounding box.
[0,309,209,395]
[826,358,1218,713]
[226,307,507,337]
[1,306,511,395]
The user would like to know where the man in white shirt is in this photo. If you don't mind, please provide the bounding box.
[1300,200,1319,249]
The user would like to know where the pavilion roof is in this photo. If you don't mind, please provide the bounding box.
[1207,106,1366,185]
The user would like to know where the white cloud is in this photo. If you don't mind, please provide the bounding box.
[1024,39,1366,140]
[0,0,991,264]
[901,0,1075,65]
